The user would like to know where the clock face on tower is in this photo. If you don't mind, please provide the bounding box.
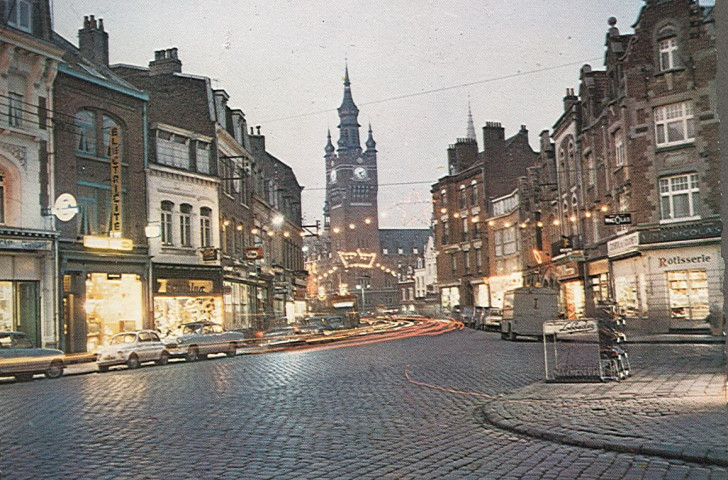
[353,166,368,181]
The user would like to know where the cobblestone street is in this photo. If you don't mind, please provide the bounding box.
[0,328,725,479]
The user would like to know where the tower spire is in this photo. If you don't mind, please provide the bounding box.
[466,101,476,140]
[337,63,361,151]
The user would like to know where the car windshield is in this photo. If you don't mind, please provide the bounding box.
[182,324,203,334]
[111,333,137,345]
[13,335,33,349]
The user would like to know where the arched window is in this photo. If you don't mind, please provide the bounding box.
[161,201,174,245]
[179,204,192,247]
[567,142,575,185]
[75,110,96,153]
[103,115,122,159]
[571,194,579,235]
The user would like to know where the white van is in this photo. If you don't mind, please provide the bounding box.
[500,287,559,340]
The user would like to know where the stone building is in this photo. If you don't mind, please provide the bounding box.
[0,0,63,348]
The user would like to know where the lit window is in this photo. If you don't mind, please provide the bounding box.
[200,207,212,247]
[180,204,192,246]
[6,0,32,33]
[659,37,678,71]
[654,102,694,147]
[161,201,174,245]
[659,173,699,222]
[75,110,96,153]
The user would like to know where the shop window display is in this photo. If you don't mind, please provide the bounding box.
[614,276,640,317]
[667,270,709,321]
[154,278,223,335]
[0,281,13,331]
[85,273,143,352]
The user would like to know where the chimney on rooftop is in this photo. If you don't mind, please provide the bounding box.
[78,14,109,66]
[149,48,182,75]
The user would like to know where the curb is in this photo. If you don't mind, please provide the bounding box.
[478,403,728,467]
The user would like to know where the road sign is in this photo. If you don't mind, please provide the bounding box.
[604,213,632,225]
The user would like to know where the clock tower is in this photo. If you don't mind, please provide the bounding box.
[324,66,382,298]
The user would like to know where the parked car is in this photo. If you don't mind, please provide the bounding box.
[325,315,346,330]
[164,322,248,361]
[97,330,170,372]
[0,332,64,381]
[302,316,332,332]
[262,326,306,347]
[483,308,503,331]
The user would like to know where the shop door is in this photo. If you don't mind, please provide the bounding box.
[16,282,39,346]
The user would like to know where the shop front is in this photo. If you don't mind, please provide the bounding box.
[586,258,610,317]
[0,230,57,348]
[61,248,150,353]
[439,283,460,312]
[642,243,722,332]
[153,264,223,336]
[487,272,523,309]
[555,261,585,319]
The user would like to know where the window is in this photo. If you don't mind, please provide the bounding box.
[654,102,694,147]
[161,201,174,245]
[196,142,210,174]
[200,207,212,247]
[157,131,190,169]
[441,221,449,245]
[667,270,709,321]
[0,174,4,224]
[495,227,517,257]
[6,0,32,32]
[179,204,192,246]
[461,217,468,242]
[659,37,678,71]
[464,250,471,273]
[450,253,457,274]
[103,116,121,158]
[614,131,625,167]
[75,110,96,153]
[459,187,466,210]
[470,183,478,206]
[475,248,482,272]
[567,142,576,184]
[8,92,22,127]
[586,153,596,185]
[659,173,699,222]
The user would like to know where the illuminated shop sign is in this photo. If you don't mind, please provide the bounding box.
[639,221,722,244]
[83,235,133,251]
[109,126,123,234]
[156,279,215,294]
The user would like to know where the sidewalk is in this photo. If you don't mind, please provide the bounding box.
[480,339,727,467]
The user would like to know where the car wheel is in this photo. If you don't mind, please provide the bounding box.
[45,360,64,379]
[186,346,199,362]
[14,373,34,382]
[226,343,237,357]
[127,354,140,369]
[98,365,109,373]
[156,351,169,366]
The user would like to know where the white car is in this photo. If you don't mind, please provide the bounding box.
[163,322,247,361]
[97,330,170,372]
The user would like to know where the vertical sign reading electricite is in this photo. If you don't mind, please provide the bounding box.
[109,126,122,236]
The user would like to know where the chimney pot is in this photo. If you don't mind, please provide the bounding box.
[256,126,261,135]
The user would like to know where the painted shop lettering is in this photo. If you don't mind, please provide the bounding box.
[657,254,711,268]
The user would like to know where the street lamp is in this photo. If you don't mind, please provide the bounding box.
[356,283,369,311]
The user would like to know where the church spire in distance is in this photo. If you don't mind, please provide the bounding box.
[466,101,476,141]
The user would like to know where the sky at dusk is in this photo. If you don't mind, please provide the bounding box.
[51,1,649,229]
